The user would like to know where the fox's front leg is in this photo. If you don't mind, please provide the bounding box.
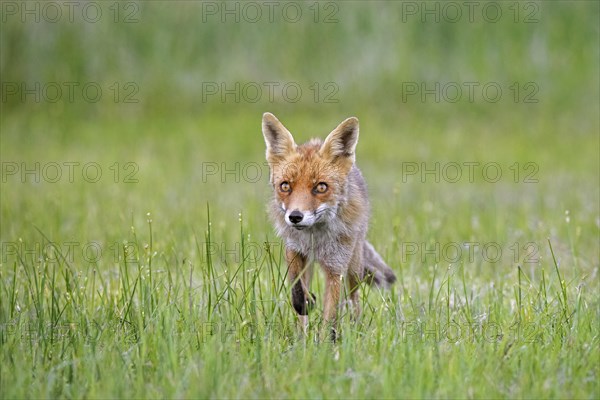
[347,270,361,320]
[323,271,342,342]
[286,249,315,332]
[347,242,364,321]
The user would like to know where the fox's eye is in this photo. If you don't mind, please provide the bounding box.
[280,182,291,192]
[314,182,328,194]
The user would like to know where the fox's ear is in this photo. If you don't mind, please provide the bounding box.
[319,117,359,163]
[262,112,296,161]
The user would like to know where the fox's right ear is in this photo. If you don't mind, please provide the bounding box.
[262,112,296,161]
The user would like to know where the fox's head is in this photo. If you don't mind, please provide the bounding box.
[262,112,359,231]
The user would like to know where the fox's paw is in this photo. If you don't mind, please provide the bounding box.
[292,285,317,315]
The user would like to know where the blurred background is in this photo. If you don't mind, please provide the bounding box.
[1,5,598,397]
[1,1,598,273]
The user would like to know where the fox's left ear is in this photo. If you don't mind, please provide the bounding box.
[319,117,359,164]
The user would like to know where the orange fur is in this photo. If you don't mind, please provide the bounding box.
[262,112,396,341]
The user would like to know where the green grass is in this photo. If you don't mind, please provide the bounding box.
[1,1,599,399]
[1,110,597,398]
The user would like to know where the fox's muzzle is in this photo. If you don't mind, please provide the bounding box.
[288,210,304,224]
[284,208,322,230]
[286,209,308,230]
[284,204,330,230]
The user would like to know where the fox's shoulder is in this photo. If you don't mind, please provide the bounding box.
[342,165,369,220]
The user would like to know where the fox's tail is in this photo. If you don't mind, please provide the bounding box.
[363,241,397,288]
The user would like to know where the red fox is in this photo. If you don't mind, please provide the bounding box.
[262,112,396,340]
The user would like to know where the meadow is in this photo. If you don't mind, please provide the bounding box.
[1,1,598,398]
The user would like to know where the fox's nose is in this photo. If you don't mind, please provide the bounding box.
[288,210,304,224]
